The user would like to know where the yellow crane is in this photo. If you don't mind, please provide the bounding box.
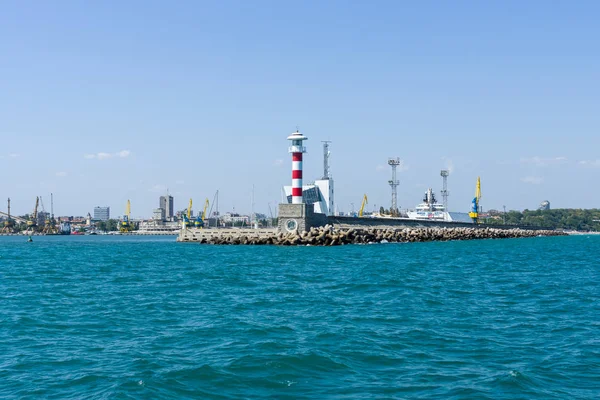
[469,177,482,223]
[39,196,59,234]
[183,198,192,228]
[358,194,368,217]
[202,198,209,220]
[120,200,133,232]
[26,197,39,231]
[1,198,15,233]
[195,198,210,228]
[1,198,29,229]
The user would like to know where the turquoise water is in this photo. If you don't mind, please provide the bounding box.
[0,235,599,399]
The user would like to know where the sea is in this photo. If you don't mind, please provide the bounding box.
[0,235,598,399]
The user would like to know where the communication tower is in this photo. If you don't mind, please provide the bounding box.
[440,170,450,210]
[388,158,401,215]
[322,141,331,179]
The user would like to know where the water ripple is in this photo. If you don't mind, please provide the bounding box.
[0,235,599,399]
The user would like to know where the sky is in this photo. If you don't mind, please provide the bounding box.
[1,1,599,218]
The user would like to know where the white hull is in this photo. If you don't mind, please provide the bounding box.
[405,211,473,223]
[406,210,450,221]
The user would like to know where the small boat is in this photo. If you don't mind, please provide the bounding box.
[27,236,33,243]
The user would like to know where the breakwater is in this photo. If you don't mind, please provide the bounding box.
[177,225,565,245]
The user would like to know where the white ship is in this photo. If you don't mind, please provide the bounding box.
[406,188,448,221]
[406,188,473,223]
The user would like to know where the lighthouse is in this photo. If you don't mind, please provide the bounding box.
[278,129,327,233]
[287,130,308,204]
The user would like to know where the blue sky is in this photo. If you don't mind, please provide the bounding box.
[1,1,599,217]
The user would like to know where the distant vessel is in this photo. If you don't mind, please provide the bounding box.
[406,188,448,221]
[406,188,472,223]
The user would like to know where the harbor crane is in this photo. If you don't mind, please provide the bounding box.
[206,190,219,227]
[40,196,59,234]
[26,197,39,231]
[1,198,16,233]
[202,198,209,224]
[183,198,192,228]
[0,211,28,232]
[358,194,368,217]
[50,193,58,233]
[120,200,133,232]
[469,177,482,224]
[195,198,209,228]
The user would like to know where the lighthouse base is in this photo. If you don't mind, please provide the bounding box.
[277,203,327,234]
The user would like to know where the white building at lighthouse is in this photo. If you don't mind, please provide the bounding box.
[283,140,335,216]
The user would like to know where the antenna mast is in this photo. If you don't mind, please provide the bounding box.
[322,141,331,179]
[440,170,449,211]
[388,158,401,215]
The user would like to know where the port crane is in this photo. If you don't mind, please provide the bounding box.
[120,200,133,232]
[195,198,209,228]
[358,194,368,217]
[1,198,17,233]
[206,190,219,227]
[0,209,28,232]
[25,197,40,231]
[39,196,50,233]
[469,177,482,224]
[39,196,59,234]
[183,198,192,228]
[202,198,209,227]
[50,193,58,233]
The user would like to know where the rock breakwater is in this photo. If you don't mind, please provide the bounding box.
[178,225,566,245]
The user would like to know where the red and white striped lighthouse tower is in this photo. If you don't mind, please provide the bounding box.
[287,130,308,204]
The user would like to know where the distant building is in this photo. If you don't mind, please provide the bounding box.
[153,208,165,221]
[283,178,334,216]
[539,200,550,211]
[221,212,250,225]
[138,220,180,233]
[94,206,110,221]
[160,195,174,220]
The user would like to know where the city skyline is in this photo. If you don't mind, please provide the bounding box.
[1,1,599,216]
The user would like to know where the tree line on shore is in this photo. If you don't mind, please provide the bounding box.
[485,209,600,231]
